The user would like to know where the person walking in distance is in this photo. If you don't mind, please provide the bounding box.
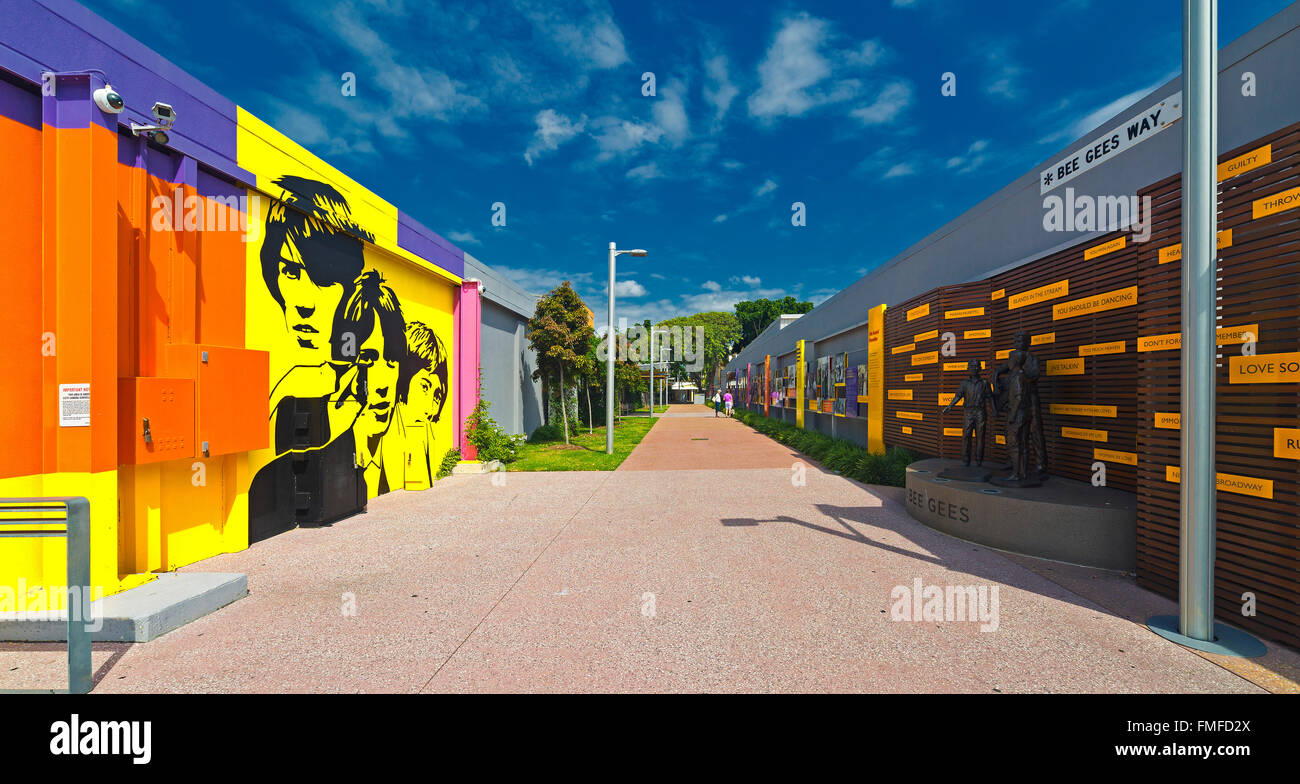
[712,388,722,417]
[723,388,734,417]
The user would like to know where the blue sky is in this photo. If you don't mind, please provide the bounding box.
[85,0,1293,324]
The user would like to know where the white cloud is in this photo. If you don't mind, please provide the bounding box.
[626,162,665,181]
[851,80,912,125]
[614,279,647,297]
[492,265,593,296]
[713,214,728,223]
[525,108,587,164]
[883,162,916,179]
[892,0,918,6]
[747,14,839,120]
[590,116,664,160]
[516,0,629,71]
[448,230,480,245]
[652,81,691,146]
[701,280,722,292]
[945,138,991,174]
[702,54,740,130]
[731,275,761,286]
[755,178,778,197]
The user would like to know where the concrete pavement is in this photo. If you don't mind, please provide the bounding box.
[2,403,1294,692]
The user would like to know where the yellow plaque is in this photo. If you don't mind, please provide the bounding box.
[856,395,870,404]
[904,372,924,382]
[1093,448,1137,466]
[995,349,1012,360]
[943,427,963,437]
[964,329,991,339]
[1079,340,1126,357]
[1052,286,1137,321]
[1216,324,1258,345]
[1274,428,1300,460]
[912,351,939,366]
[938,393,955,406]
[891,343,916,355]
[1156,229,1233,264]
[1166,466,1274,499]
[945,307,985,320]
[888,389,913,401]
[995,434,1006,445]
[1061,426,1108,442]
[914,329,939,342]
[1008,279,1069,310]
[906,303,931,321]
[942,361,966,371]
[1230,352,1300,384]
[1218,144,1270,181]
[1137,333,1181,352]
[1050,403,1117,417]
[1154,413,1181,429]
[1046,357,1085,376]
[1031,332,1055,345]
[1253,186,1300,219]
[896,411,923,421]
[902,426,913,434]
[991,289,1005,300]
[1084,236,1126,260]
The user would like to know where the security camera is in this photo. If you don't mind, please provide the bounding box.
[131,100,177,146]
[151,102,176,127]
[92,84,124,114]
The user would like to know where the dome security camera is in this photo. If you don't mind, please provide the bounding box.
[93,84,124,114]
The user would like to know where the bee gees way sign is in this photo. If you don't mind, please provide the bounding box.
[1039,92,1183,194]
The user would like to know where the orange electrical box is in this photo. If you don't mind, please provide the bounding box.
[163,344,270,458]
[118,377,196,465]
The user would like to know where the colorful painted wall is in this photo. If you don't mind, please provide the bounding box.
[0,1,497,611]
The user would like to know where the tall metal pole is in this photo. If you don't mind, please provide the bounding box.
[649,328,655,416]
[606,242,616,455]
[1179,0,1217,642]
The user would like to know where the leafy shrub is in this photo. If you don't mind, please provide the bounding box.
[733,411,917,487]
[436,448,461,479]
[465,396,524,463]
[528,423,566,443]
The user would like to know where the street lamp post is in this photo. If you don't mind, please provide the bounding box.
[607,243,648,455]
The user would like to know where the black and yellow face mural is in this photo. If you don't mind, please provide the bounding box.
[246,175,454,542]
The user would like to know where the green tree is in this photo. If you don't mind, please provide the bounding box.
[733,297,813,353]
[657,311,740,390]
[528,281,595,445]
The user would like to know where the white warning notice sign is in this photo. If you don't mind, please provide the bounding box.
[59,383,90,427]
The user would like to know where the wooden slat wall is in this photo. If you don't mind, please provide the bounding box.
[937,280,999,463]
[1135,121,1300,649]
[883,290,942,454]
[987,229,1141,491]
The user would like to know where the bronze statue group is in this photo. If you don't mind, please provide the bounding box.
[940,331,1047,487]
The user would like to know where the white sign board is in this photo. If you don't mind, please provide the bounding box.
[1040,91,1182,194]
[59,383,90,427]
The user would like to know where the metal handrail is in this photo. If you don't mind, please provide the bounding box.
[0,497,91,694]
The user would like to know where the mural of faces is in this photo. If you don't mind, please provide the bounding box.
[255,175,452,498]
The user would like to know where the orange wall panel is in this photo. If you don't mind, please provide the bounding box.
[0,110,44,479]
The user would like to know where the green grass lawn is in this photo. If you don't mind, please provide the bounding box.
[630,404,670,413]
[508,417,658,471]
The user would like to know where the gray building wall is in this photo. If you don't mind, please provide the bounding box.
[464,253,544,437]
[728,5,1300,399]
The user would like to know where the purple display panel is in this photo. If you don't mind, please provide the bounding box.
[845,366,859,418]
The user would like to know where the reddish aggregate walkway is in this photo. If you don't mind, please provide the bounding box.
[4,402,1294,692]
[618,404,800,471]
